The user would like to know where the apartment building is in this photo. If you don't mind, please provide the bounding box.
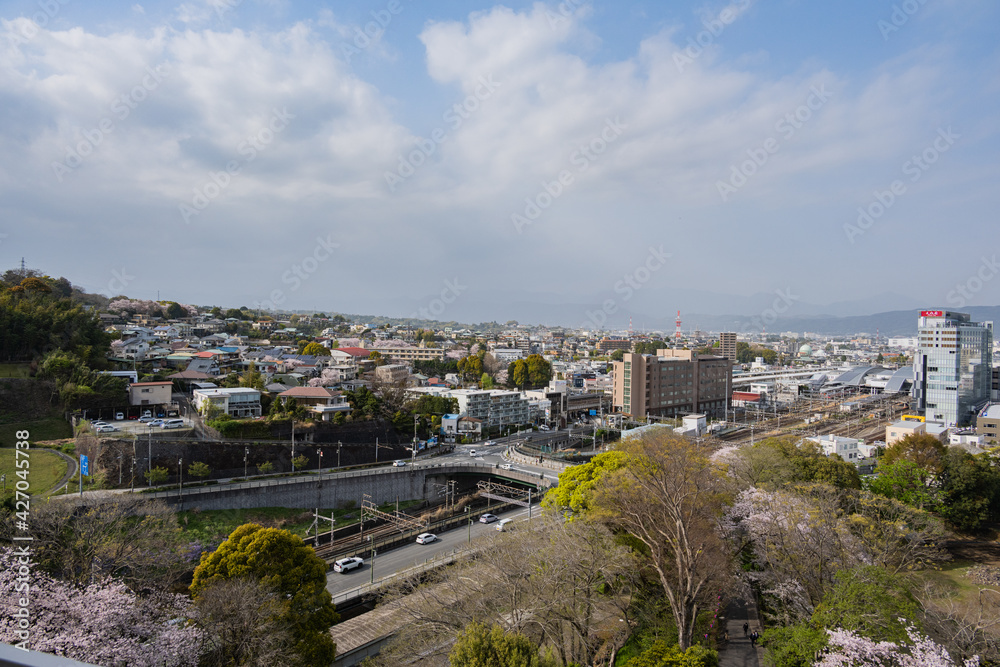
[370,342,446,362]
[719,332,737,363]
[597,337,632,352]
[612,349,732,419]
[375,364,410,384]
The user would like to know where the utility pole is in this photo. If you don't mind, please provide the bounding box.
[466,506,471,543]
[148,426,152,485]
[291,420,295,473]
[244,447,249,479]
[337,441,342,469]
[178,457,183,509]
[118,455,122,486]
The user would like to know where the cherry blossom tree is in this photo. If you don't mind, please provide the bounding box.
[0,549,201,666]
[818,624,979,667]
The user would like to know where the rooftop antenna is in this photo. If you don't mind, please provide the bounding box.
[20,257,26,278]
[675,310,682,342]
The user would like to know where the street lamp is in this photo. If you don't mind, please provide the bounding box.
[244,447,249,479]
[465,506,471,543]
[318,449,323,475]
[178,457,183,505]
[368,535,376,584]
[337,441,342,470]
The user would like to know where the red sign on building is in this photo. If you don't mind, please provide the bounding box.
[920,310,944,317]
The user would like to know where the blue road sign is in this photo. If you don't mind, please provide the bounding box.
[81,455,89,477]
[589,409,597,416]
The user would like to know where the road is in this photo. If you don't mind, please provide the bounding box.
[325,505,534,598]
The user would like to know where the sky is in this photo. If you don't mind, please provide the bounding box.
[1,0,998,329]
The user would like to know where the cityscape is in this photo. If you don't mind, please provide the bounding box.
[1,1,999,667]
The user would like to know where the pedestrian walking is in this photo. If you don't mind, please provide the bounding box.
[750,631,759,648]
[743,622,749,637]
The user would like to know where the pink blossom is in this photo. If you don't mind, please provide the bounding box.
[0,549,201,666]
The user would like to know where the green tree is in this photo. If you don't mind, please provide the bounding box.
[258,461,275,474]
[191,524,338,666]
[810,566,920,643]
[543,450,631,516]
[188,461,212,479]
[144,466,168,485]
[458,354,483,381]
[508,359,528,388]
[624,641,718,667]
[239,362,265,391]
[760,624,827,667]
[866,459,936,508]
[937,448,1000,532]
[292,455,309,471]
[610,349,625,362]
[301,342,330,357]
[165,302,185,319]
[449,622,544,667]
[525,354,552,387]
[480,373,494,390]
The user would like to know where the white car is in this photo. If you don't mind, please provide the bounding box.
[95,424,118,433]
[416,533,437,544]
[333,556,364,573]
[392,460,407,467]
[469,449,477,457]
[499,463,513,470]
[138,416,155,423]
[496,518,514,532]
[479,513,498,524]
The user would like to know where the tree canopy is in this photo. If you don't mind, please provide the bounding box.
[191,524,338,666]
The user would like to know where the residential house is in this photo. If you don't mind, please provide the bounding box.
[128,381,172,407]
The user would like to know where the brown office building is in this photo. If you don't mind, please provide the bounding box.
[612,349,732,419]
[719,332,737,363]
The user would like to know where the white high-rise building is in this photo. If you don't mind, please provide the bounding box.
[912,310,993,426]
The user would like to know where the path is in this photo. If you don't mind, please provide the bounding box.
[718,598,761,667]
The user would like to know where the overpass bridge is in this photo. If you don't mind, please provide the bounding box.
[144,462,552,512]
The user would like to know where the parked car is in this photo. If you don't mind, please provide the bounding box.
[469,449,477,456]
[142,410,152,418]
[496,518,514,532]
[95,425,117,433]
[479,513,498,524]
[91,421,108,427]
[484,441,494,446]
[138,416,155,423]
[148,419,164,427]
[161,419,184,429]
[333,557,364,573]
[392,460,407,467]
[499,463,513,470]
[114,412,124,420]
[416,533,437,544]
[538,425,550,431]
